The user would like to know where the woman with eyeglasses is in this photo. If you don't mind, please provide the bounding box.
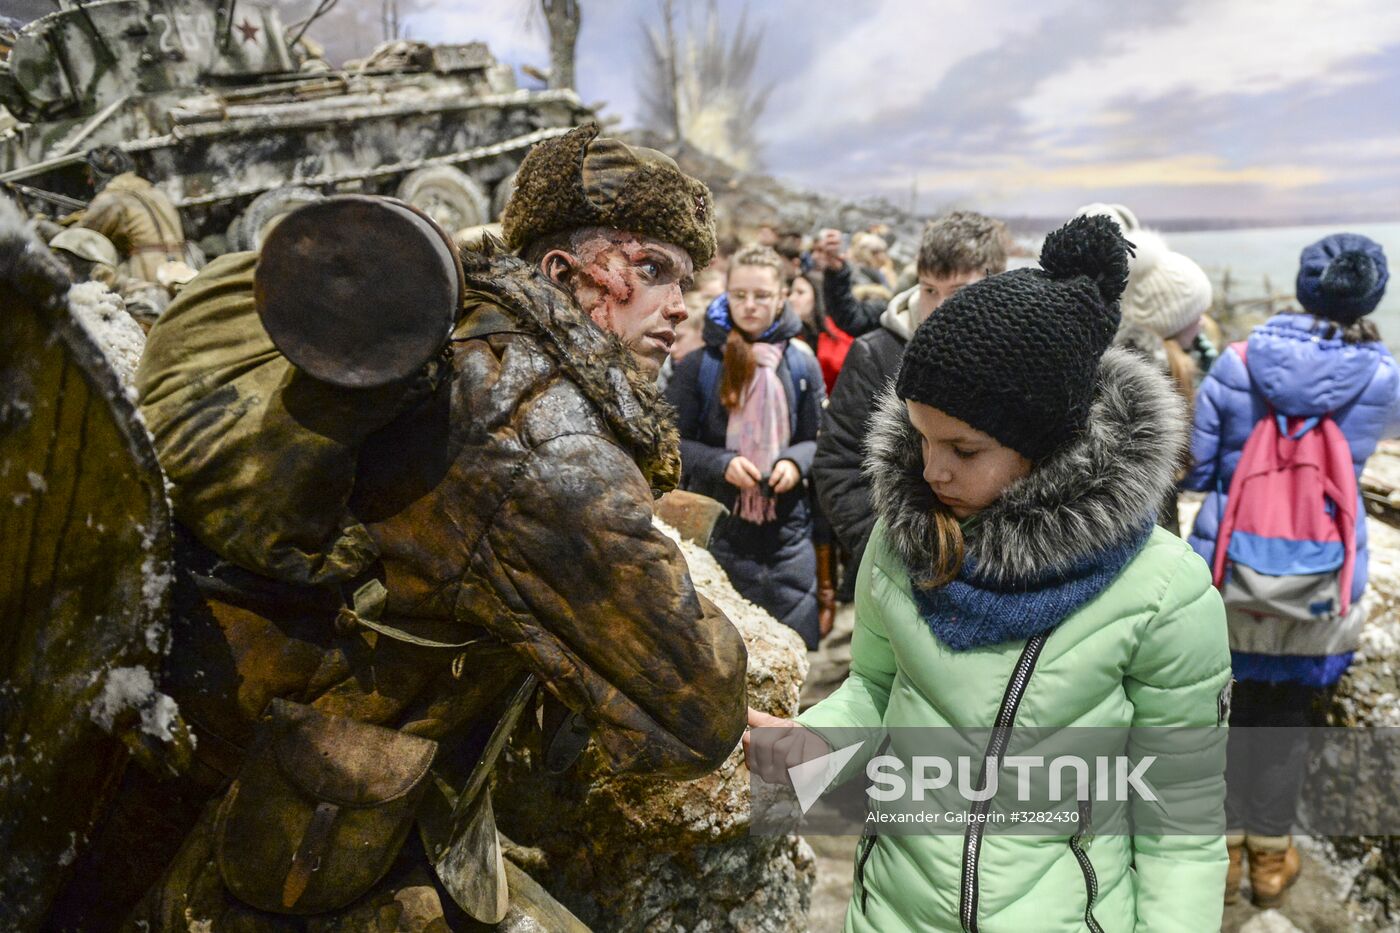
[666,244,827,649]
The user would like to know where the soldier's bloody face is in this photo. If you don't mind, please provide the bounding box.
[565,232,694,377]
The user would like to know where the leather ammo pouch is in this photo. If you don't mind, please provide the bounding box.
[213,698,437,915]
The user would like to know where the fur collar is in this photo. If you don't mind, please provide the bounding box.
[459,240,681,493]
[866,346,1184,587]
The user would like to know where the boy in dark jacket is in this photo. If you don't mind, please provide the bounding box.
[813,212,1008,597]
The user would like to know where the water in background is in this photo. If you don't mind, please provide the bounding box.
[1168,221,1400,353]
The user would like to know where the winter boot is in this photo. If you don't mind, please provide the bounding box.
[815,543,837,640]
[1247,834,1300,908]
[1224,832,1245,905]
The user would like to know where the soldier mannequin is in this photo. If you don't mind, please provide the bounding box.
[54,124,747,932]
[76,147,190,286]
[48,227,168,327]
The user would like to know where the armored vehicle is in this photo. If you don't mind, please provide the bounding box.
[0,0,592,252]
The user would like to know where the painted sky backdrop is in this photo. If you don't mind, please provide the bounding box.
[404,0,1400,225]
[7,0,1397,223]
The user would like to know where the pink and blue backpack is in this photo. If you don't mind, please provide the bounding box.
[1212,343,1359,625]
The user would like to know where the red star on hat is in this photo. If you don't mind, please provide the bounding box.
[236,18,260,43]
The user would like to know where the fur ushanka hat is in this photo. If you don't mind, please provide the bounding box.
[895,214,1131,462]
[501,122,717,269]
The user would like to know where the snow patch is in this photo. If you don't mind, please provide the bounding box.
[26,471,46,493]
[66,280,145,389]
[56,831,79,867]
[137,524,171,615]
[90,666,182,743]
[90,666,156,733]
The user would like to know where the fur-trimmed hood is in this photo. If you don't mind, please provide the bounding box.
[458,238,682,492]
[866,346,1186,587]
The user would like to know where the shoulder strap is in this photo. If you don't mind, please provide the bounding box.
[698,349,722,419]
[782,342,810,434]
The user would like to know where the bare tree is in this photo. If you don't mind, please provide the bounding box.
[541,0,580,90]
[638,0,772,170]
[381,0,401,42]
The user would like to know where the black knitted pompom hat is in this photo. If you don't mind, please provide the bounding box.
[894,214,1131,461]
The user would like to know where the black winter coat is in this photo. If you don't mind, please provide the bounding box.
[666,301,826,648]
[813,323,908,590]
[822,263,888,338]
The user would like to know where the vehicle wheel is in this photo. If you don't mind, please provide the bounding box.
[491,170,518,221]
[232,186,324,252]
[396,166,490,234]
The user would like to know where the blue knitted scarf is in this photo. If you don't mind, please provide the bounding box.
[912,521,1154,652]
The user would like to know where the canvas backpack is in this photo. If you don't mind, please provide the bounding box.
[1212,342,1359,624]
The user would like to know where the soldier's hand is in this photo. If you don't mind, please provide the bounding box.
[769,459,800,494]
[724,455,763,490]
[743,707,831,786]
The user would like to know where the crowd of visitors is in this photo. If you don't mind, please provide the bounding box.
[678,204,1396,925]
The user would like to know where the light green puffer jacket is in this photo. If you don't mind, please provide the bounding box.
[799,348,1232,933]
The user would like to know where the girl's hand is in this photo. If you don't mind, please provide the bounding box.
[724,455,763,490]
[769,459,800,494]
[743,707,832,785]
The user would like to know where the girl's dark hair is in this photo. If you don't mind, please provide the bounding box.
[789,270,828,337]
[1312,315,1382,345]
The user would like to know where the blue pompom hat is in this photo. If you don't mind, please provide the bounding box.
[1296,232,1388,325]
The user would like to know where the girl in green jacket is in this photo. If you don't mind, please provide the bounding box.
[747,215,1232,932]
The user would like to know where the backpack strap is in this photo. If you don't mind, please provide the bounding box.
[782,341,813,434]
[698,349,722,420]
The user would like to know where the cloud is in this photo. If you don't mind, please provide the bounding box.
[1021,0,1400,137]
[917,154,1328,194]
[763,0,1072,143]
[398,1,1400,223]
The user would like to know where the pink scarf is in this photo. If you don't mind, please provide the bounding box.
[726,341,791,524]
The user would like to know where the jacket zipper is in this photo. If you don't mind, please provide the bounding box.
[855,830,877,913]
[959,632,1050,933]
[1069,798,1103,933]
[856,735,892,914]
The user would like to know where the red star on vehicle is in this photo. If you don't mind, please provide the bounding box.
[236,18,260,43]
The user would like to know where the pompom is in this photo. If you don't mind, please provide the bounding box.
[1320,250,1380,300]
[1040,214,1132,304]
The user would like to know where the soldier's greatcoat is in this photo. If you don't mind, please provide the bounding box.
[78,173,187,283]
[112,247,748,931]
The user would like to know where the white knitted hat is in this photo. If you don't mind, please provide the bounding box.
[1119,229,1212,339]
[1072,203,1211,339]
[1073,202,1140,235]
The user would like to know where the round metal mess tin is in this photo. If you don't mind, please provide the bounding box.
[254,195,464,389]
